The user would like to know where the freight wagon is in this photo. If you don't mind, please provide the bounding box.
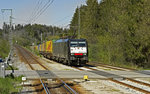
[43,40,53,58]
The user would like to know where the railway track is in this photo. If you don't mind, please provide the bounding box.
[40,79,51,94]
[109,78,150,94]
[16,46,49,70]
[41,49,135,72]
[44,58,134,72]
[71,63,150,94]
[68,61,136,72]
[22,79,50,94]
[86,63,150,94]
[15,45,78,94]
[16,45,150,94]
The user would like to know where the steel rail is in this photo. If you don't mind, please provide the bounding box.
[126,78,150,87]
[109,78,150,94]
[22,47,49,70]
[40,79,51,94]
[15,46,35,70]
[60,79,78,94]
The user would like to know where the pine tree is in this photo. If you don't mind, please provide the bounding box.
[83,0,99,43]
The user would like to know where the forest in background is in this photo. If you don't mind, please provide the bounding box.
[0,0,150,68]
[2,23,68,46]
[70,0,150,68]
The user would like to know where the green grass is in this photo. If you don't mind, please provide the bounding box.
[0,75,23,94]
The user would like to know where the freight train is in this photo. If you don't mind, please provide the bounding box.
[33,39,88,65]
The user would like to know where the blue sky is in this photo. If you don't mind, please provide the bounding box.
[0,0,101,28]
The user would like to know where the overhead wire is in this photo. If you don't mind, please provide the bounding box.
[0,0,55,28]
[10,0,82,29]
[31,0,54,23]
[10,0,55,28]
[29,0,51,23]
[30,0,55,23]
[25,0,79,28]
[28,0,43,23]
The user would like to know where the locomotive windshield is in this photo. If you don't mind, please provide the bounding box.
[70,41,86,47]
[78,42,86,47]
[70,42,78,47]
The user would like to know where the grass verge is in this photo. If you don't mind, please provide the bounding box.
[0,74,23,94]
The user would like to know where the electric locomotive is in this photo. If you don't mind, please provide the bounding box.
[53,39,88,65]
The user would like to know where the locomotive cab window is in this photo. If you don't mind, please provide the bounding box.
[70,42,78,47]
[78,42,86,47]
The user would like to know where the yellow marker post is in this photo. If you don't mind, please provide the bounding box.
[84,75,88,81]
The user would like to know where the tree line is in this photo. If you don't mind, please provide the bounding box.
[69,0,150,68]
[1,23,67,54]
[0,23,65,46]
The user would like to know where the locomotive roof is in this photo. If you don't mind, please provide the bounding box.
[55,39,69,43]
[54,39,86,43]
